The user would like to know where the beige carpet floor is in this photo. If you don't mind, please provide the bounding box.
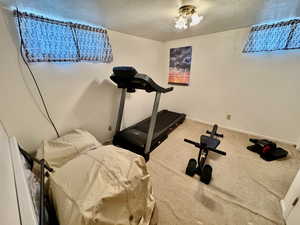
[147,119,300,225]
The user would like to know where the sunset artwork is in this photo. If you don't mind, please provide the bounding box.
[168,46,192,85]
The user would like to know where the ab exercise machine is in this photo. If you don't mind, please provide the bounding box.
[184,124,226,184]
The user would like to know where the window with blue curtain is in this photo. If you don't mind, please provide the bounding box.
[287,23,300,49]
[243,19,300,53]
[15,11,113,63]
[74,26,112,61]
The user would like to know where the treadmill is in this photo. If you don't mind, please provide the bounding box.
[110,66,186,161]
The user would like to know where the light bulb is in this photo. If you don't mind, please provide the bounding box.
[175,16,188,30]
[190,14,204,27]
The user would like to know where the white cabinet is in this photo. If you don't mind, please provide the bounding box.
[0,126,20,225]
[0,125,37,225]
[281,169,300,225]
[286,199,300,225]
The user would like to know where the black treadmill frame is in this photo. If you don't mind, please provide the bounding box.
[111,66,185,160]
[114,88,162,157]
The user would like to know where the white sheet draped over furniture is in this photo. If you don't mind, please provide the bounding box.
[35,129,158,225]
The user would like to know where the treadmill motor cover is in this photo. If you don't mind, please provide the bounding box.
[36,130,157,225]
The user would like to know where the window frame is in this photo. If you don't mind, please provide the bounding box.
[243,19,300,53]
[15,10,113,63]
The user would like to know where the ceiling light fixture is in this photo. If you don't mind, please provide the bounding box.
[175,5,204,30]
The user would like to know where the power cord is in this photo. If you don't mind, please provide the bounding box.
[16,8,60,138]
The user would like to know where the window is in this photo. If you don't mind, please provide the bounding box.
[15,11,113,63]
[74,27,112,61]
[243,19,300,53]
[287,24,300,49]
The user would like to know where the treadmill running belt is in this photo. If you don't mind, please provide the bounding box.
[135,110,185,134]
[113,109,186,159]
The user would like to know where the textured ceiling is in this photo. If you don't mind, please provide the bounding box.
[1,0,300,41]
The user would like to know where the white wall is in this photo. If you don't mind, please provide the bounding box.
[1,5,300,150]
[0,8,164,152]
[161,28,300,144]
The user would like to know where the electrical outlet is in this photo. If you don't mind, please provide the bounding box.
[226,114,231,120]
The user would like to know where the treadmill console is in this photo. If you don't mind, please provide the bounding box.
[110,66,173,93]
[113,66,137,77]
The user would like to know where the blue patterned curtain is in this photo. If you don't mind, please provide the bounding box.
[15,11,113,63]
[243,19,300,53]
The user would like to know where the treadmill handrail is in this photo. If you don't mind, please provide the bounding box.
[165,87,174,93]
[135,73,172,93]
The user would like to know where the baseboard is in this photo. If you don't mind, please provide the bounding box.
[280,199,288,220]
[187,116,297,146]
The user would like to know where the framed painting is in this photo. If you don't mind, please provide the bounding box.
[168,46,192,85]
